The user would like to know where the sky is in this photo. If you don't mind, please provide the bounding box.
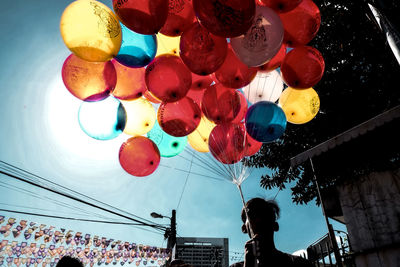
[0,0,346,265]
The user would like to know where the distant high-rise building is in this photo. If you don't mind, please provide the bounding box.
[176,237,229,267]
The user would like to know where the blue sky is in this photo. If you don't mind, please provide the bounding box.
[0,0,346,265]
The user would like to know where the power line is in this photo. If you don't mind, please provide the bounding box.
[0,161,160,227]
[0,165,166,231]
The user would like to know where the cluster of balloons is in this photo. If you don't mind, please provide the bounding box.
[60,0,324,177]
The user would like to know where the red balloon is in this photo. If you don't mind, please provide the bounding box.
[280,46,324,89]
[232,91,248,123]
[62,54,116,101]
[158,97,201,137]
[193,0,256,37]
[160,0,196,36]
[256,0,302,13]
[113,0,169,35]
[111,59,146,100]
[214,45,257,89]
[186,88,205,107]
[201,83,241,124]
[191,72,214,90]
[279,0,320,47]
[119,136,160,177]
[244,131,262,156]
[180,22,227,75]
[145,55,192,102]
[258,43,287,72]
[209,123,246,164]
[143,90,162,104]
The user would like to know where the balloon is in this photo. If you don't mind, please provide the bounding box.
[145,55,192,102]
[258,43,287,72]
[278,87,320,124]
[201,83,241,124]
[256,0,302,13]
[115,24,157,68]
[230,5,284,67]
[280,46,324,89]
[180,22,228,75]
[191,73,214,90]
[119,136,160,177]
[158,97,201,137]
[156,34,180,56]
[245,101,286,142]
[244,131,263,156]
[62,54,116,101]
[214,45,257,88]
[242,70,284,103]
[121,98,156,136]
[186,88,205,107]
[209,123,246,164]
[188,116,215,152]
[78,97,126,140]
[60,0,122,62]
[232,91,249,123]
[279,0,320,47]
[143,90,162,104]
[111,60,146,100]
[160,0,196,36]
[147,121,187,157]
[112,0,169,35]
[193,0,256,37]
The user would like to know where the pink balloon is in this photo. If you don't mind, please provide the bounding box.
[230,5,284,67]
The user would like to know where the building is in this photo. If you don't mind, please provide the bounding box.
[176,237,229,267]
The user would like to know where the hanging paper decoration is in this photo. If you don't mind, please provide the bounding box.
[0,215,170,266]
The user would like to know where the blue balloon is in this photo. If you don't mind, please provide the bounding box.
[115,23,157,68]
[78,97,126,140]
[245,101,287,143]
[147,121,187,158]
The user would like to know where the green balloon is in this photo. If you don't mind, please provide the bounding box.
[147,121,187,158]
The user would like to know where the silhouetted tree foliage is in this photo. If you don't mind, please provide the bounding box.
[247,0,400,205]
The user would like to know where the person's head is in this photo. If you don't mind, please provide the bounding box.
[56,256,83,267]
[241,198,280,237]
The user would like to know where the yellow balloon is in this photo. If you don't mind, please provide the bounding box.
[121,98,156,136]
[60,0,122,62]
[188,116,216,153]
[156,34,180,57]
[279,87,320,124]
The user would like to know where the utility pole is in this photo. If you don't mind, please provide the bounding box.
[167,209,177,259]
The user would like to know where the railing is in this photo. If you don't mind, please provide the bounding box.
[306,230,355,267]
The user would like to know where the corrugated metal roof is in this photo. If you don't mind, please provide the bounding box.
[290,105,400,167]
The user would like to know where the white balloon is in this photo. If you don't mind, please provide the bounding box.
[242,70,284,103]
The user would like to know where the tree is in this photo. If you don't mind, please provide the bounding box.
[247,0,400,204]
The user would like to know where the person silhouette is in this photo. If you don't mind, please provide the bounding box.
[56,255,84,267]
[230,198,313,267]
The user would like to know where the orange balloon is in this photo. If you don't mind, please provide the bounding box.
[111,60,147,100]
[62,54,116,101]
